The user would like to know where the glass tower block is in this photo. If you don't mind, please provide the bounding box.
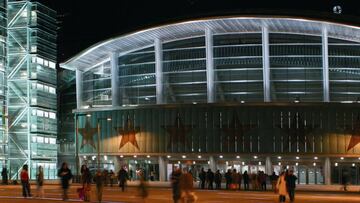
[7,0,57,179]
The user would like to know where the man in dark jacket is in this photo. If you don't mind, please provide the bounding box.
[214,170,222,189]
[225,169,232,190]
[118,167,129,192]
[243,171,249,190]
[285,170,298,202]
[206,169,214,190]
[171,168,182,203]
[58,162,73,201]
[199,168,206,189]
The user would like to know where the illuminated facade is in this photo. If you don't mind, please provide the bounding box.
[6,0,57,179]
[61,17,360,185]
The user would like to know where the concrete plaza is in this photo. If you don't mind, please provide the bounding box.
[0,184,360,203]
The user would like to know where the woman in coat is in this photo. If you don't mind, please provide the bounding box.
[276,171,287,203]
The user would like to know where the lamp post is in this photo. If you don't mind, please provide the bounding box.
[96,117,112,171]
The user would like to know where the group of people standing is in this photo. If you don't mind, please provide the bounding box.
[199,168,268,191]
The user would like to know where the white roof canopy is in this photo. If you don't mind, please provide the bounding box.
[60,17,360,71]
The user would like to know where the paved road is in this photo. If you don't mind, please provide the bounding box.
[1,185,360,202]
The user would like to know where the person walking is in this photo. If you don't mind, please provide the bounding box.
[342,171,349,191]
[138,171,149,203]
[180,168,197,203]
[276,171,287,203]
[129,169,133,181]
[199,168,206,189]
[243,171,249,190]
[81,166,92,202]
[206,169,214,190]
[20,164,31,198]
[36,166,44,198]
[109,170,115,187]
[286,170,297,202]
[58,162,73,201]
[171,167,182,203]
[118,166,129,192]
[95,169,104,203]
[1,167,8,185]
[270,172,278,192]
[214,170,222,189]
[224,169,232,190]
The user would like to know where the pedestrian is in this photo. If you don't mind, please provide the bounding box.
[285,169,297,202]
[243,171,249,190]
[171,167,182,203]
[129,169,133,181]
[214,170,222,189]
[138,171,149,203]
[231,169,239,190]
[199,168,206,189]
[20,164,31,198]
[1,167,8,185]
[36,166,44,198]
[58,162,73,201]
[180,168,197,203]
[259,171,267,191]
[224,169,232,190]
[270,172,278,192]
[206,169,214,190]
[95,169,104,203]
[109,170,115,187]
[81,166,92,202]
[342,171,349,191]
[118,166,129,192]
[103,169,108,187]
[276,171,287,203]
[237,171,242,190]
[150,171,155,181]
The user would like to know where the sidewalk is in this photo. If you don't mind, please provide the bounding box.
[10,180,359,193]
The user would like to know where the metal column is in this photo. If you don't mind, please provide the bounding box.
[324,157,331,185]
[158,156,168,181]
[262,26,270,102]
[265,156,272,175]
[205,28,215,103]
[76,69,83,109]
[110,52,120,106]
[322,26,330,102]
[155,38,164,104]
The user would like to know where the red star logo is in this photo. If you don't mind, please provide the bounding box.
[78,120,97,149]
[162,114,193,151]
[221,114,256,151]
[278,114,317,152]
[346,115,360,151]
[115,115,140,150]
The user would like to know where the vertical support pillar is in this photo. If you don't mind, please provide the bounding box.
[322,26,330,102]
[76,69,83,109]
[155,38,164,104]
[265,156,272,175]
[158,156,168,181]
[205,28,215,103]
[324,157,331,185]
[110,52,120,106]
[209,156,216,172]
[262,26,270,102]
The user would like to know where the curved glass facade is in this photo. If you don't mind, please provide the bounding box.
[77,21,360,106]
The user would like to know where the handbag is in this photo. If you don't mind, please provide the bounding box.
[77,187,85,200]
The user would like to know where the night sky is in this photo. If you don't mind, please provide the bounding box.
[37,0,360,63]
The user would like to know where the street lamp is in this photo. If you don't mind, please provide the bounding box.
[97,117,112,171]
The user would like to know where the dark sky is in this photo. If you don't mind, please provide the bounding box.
[37,0,360,63]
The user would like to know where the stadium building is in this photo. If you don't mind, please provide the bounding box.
[60,17,360,185]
